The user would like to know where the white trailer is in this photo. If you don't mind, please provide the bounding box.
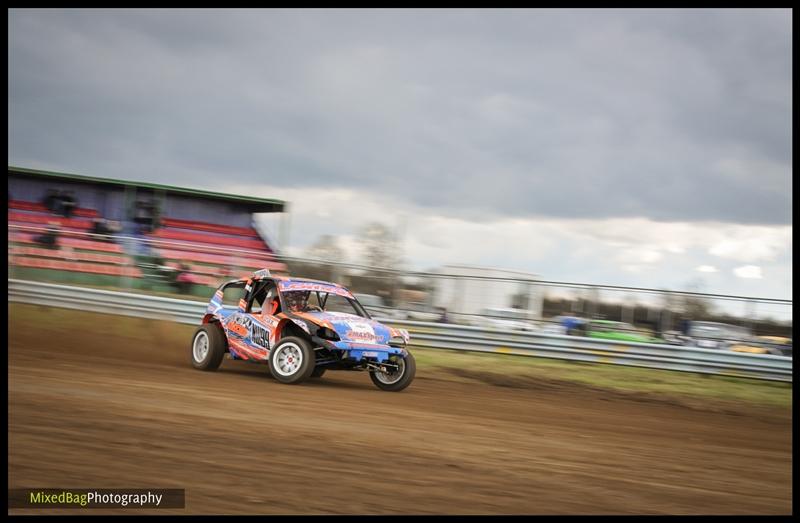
[427,265,543,323]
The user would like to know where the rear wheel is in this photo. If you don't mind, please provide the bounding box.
[190,324,226,371]
[370,352,416,392]
[269,337,315,384]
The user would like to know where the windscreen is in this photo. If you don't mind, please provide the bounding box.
[319,293,366,316]
[282,290,367,317]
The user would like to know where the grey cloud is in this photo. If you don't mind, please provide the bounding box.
[9,8,792,225]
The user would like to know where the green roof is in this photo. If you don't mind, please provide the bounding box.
[8,165,285,213]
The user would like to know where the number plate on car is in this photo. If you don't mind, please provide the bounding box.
[362,351,379,357]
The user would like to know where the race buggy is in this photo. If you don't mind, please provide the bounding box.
[189,269,416,391]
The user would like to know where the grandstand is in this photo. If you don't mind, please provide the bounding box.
[8,166,288,296]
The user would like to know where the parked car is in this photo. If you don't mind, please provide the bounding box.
[753,336,792,357]
[397,302,442,322]
[682,321,752,351]
[544,315,586,336]
[660,330,688,345]
[477,307,537,332]
[190,269,416,391]
[585,320,660,343]
[728,335,791,356]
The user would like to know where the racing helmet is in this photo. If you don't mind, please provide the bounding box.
[283,290,310,312]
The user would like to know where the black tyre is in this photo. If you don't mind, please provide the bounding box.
[190,324,227,371]
[310,366,327,378]
[269,336,316,384]
[369,351,416,392]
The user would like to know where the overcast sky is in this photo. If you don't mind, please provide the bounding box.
[8,8,793,303]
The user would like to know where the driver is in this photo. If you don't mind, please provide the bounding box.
[282,290,311,313]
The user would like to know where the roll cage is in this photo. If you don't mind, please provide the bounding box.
[217,276,371,318]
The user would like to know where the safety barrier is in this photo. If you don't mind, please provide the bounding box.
[8,279,792,382]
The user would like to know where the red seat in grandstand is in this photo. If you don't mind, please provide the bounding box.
[13,257,141,277]
[9,232,125,254]
[148,228,268,250]
[160,217,260,238]
[8,211,94,230]
[8,199,99,218]
[10,246,127,265]
[155,248,285,271]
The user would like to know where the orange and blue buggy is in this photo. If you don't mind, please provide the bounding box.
[190,269,415,391]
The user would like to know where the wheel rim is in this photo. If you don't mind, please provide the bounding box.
[273,343,303,377]
[374,358,405,385]
[193,331,209,363]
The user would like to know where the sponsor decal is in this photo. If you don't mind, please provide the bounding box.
[278,280,354,299]
[226,320,248,337]
[292,319,311,335]
[226,315,252,336]
[325,311,359,318]
[389,327,410,343]
[250,322,270,349]
[226,314,271,348]
[346,331,376,342]
[345,321,376,343]
[253,269,272,278]
[291,312,334,330]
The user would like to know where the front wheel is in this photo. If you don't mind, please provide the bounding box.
[369,352,416,392]
[269,337,316,384]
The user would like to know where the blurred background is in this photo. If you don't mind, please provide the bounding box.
[7,164,792,356]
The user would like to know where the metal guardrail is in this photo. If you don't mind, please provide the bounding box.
[8,279,206,325]
[379,319,792,382]
[8,279,792,382]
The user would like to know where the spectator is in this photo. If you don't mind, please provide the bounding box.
[42,189,60,213]
[60,190,77,218]
[91,218,122,242]
[34,221,61,249]
[563,316,584,336]
[92,217,110,237]
[437,307,449,324]
[134,200,156,233]
[175,262,198,294]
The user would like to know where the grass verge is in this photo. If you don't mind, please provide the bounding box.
[413,347,791,409]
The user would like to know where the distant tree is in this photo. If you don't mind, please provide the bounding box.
[683,279,714,319]
[359,222,397,270]
[661,290,683,314]
[305,234,345,264]
[683,294,713,320]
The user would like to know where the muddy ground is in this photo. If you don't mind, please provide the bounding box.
[8,311,792,514]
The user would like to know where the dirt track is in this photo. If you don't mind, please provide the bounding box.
[8,311,792,514]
